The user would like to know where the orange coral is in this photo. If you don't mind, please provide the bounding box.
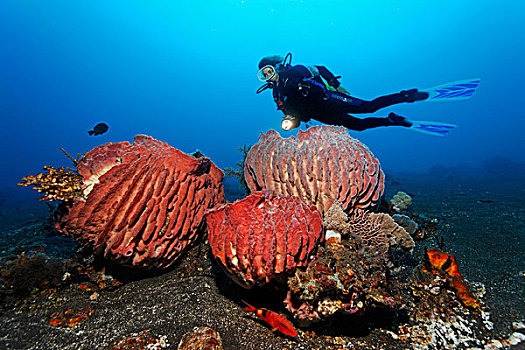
[426,249,480,308]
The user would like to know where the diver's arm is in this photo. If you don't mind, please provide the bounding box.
[279,66,311,96]
[316,65,350,95]
[316,65,340,88]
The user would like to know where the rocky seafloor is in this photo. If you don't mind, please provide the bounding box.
[0,172,523,350]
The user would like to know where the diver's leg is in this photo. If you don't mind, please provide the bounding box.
[317,113,412,131]
[344,116,390,131]
[325,89,428,114]
[365,89,429,112]
[317,113,390,131]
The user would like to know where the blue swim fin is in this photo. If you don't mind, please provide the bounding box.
[421,78,480,102]
[408,120,457,136]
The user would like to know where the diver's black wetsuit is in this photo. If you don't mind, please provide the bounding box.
[272,64,427,131]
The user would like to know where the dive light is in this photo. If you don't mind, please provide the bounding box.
[281,116,300,131]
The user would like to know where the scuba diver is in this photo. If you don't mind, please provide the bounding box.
[257,53,480,135]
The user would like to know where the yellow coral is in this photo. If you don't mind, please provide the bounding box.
[18,166,84,202]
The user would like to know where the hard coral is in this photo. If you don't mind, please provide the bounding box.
[390,191,412,212]
[55,135,224,269]
[18,166,84,202]
[406,253,487,349]
[205,190,323,288]
[324,203,415,253]
[285,204,415,324]
[244,126,384,214]
[392,214,419,236]
[286,236,398,324]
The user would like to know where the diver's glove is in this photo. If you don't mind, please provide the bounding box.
[336,86,350,95]
[281,115,300,131]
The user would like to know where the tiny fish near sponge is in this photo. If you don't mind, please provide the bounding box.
[205,190,323,288]
[55,135,224,268]
[243,125,384,214]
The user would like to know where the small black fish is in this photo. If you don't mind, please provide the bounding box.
[88,122,109,136]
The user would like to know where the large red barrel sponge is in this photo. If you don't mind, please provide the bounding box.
[205,190,323,288]
[55,135,224,268]
[244,125,385,214]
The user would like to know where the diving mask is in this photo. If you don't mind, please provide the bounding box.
[257,65,277,82]
[281,115,300,131]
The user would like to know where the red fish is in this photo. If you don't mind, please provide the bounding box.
[242,301,298,337]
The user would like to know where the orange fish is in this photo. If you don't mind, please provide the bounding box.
[242,301,298,337]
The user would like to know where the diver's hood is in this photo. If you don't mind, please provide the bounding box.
[257,52,292,81]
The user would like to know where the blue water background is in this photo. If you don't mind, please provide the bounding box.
[1,0,524,193]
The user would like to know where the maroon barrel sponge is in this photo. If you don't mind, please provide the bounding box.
[205,190,323,288]
[55,135,224,268]
[244,125,385,214]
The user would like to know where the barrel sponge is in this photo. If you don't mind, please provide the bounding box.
[244,125,384,214]
[55,135,224,268]
[205,190,323,288]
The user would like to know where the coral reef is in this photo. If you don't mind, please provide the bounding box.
[286,236,399,324]
[285,201,416,324]
[244,125,384,214]
[324,202,415,253]
[55,135,224,268]
[177,327,223,350]
[391,212,438,240]
[382,193,437,240]
[392,214,419,236]
[374,212,415,251]
[205,190,323,288]
[399,252,489,349]
[5,165,525,349]
[390,191,412,212]
[18,165,84,202]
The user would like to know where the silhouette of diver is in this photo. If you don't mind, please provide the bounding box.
[257,53,428,131]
